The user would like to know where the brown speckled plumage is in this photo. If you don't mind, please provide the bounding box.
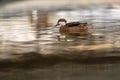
[59,22,88,36]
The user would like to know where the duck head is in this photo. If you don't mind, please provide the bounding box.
[56,18,67,26]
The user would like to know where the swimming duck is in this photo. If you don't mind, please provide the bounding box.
[56,18,89,36]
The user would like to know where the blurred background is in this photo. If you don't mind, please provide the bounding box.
[0,0,120,54]
[0,0,120,80]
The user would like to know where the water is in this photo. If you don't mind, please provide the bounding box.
[0,8,120,80]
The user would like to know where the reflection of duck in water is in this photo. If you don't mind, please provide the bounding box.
[56,18,88,36]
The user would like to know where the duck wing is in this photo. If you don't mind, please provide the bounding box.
[66,22,80,27]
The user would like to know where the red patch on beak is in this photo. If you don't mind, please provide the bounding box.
[55,22,60,26]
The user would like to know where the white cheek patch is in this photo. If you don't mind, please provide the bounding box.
[59,21,66,26]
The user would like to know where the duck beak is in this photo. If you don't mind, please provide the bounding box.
[55,23,60,26]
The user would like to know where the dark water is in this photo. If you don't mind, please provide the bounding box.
[0,9,120,80]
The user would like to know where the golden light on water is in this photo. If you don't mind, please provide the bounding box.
[0,1,120,80]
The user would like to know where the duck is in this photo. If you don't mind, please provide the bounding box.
[56,18,89,36]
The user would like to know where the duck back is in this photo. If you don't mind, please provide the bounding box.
[66,22,80,27]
